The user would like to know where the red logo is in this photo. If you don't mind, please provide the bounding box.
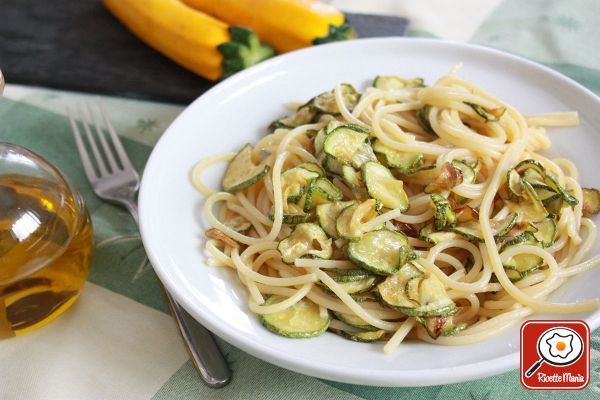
[520,320,589,390]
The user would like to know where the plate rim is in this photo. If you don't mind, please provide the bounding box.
[139,37,600,387]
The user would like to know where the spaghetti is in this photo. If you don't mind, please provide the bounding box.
[193,67,600,354]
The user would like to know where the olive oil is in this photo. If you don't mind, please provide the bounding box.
[0,174,93,338]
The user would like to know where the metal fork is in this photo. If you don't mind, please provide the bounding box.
[68,100,231,388]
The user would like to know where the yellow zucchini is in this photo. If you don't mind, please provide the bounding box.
[181,0,356,53]
[102,0,275,80]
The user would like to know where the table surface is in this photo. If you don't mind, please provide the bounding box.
[2,1,600,399]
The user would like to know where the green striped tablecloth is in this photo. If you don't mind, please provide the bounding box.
[1,0,600,398]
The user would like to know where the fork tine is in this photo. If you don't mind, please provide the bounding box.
[77,104,109,177]
[86,101,119,173]
[96,98,134,170]
[68,106,99,183]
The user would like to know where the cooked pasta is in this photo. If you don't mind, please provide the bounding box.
[193,66,600,353]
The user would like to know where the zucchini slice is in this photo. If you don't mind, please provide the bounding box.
[507,168,524,197]
[260,296,331,338]
[341,165,365,191]
[419,223,462,244]
[507,180,548,222]
[543,174,578,206]
[333,312,378,331]
[313,84,360,114]
[321,153,345,176]
[493,213,520,240]
[376,263,424,309]
[277,223,332,264]
[417,105,434,134]
[415,315,467,339]
[296,162,324,177]
[350,143,378,170]
[323,126,370,165]
[313,120,343,155]
[372,140,423,172]
[464,102,506,122]
[378,263,456,317]
[326,268,373,282]
[336,199,380,240]
[269,204,312,224]
[316,200,357,238]
[499,231,542,281]
[300,177,343,212]
[430,194,457,230]
[530,218,557,248]
[582,188,600,217]
[319,275,378,295]
[372,76,424,90]
[346,229,412,275]
[281,167,320,203]
[451,222,483,242]
[362,161,410,211]
[452,160,476,184]
[515,159,546,177]
[340,329,386,342]
[222,144,270,193]
[224,215,252,233]
[269,105,317,131]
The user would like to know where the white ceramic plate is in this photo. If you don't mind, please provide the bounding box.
[139,38,600,387]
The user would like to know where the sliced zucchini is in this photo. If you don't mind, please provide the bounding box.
[431,194,457,230]
[536,187,561,204]
[316,200,357,238]
[376,263,424,309]
[419,223,462,244]
[269,204,312,224]
[582,188,600,217]
[224,216,252,233]
[323,126,370,165]
[269,105,317,131]
[378,263,456,317]
[522,168,546,187]
[500,231,542,281]
[415,315,467,339]
[277,223,332,264]
[346,229,412,275]
[493,213,520,240]
[452,160,476,184]
[506,168,525,198]
[372,140,423,172]
[281,167,320,203]
[515,159,546,177]
[335,199,380,240]
[350,292,378,303]
[222,144,270,193]
[531,218,557,248]
[452,221,483,242]
[297,162,324,177]
[326,268,373,282]
[300,177,343,212]
[319,275,378,295]
[313,120,343,155]
[333,312,378,331]
[321,154,345,176]
[464,102,506,122]
[543,174,578,206]
[362,161,410,211]
[340,329,386,342]
[260,296,331,338]
[372,76,424,90]
[350,143,378,170]
[417,105,434,134]
[341,165,365,191]
[313,84,360,114]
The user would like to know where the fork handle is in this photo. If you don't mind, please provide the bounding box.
[124,199,231,388]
